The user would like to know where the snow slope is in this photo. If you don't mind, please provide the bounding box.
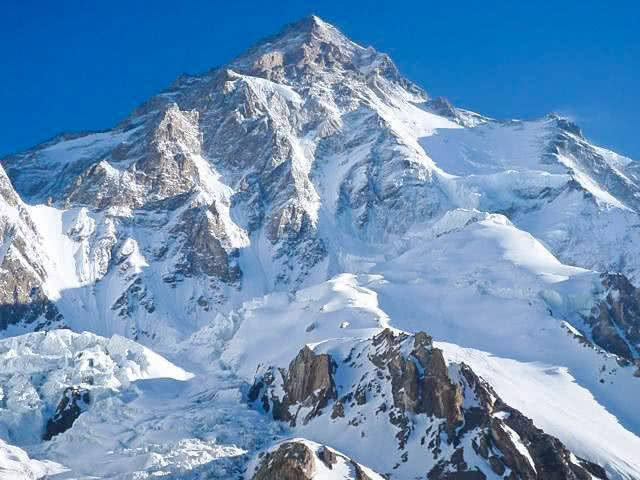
[0,439,65,480]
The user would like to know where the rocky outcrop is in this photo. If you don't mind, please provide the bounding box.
[249,345,336,426]
[0,286,61,332]
[43,387,91,441]
[371,330,463,439]
[169,203,243,283]
[543,114,640,215]
[251,329,607,479]
[249,439,383,480]
[285,346,337,408]
[252,441,316,480]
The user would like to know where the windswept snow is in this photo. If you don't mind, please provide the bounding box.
[27,205,84,296]
[221,273,388,380]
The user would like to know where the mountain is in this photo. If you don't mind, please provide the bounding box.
[0,15,639,479]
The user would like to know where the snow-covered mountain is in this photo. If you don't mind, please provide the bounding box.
[1,15,640,479]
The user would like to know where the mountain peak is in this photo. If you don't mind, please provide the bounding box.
[270,14,349,45]
[288,14,331,32]
[547,113,584,137]
[224,15,424,97]
[229,15,363,78]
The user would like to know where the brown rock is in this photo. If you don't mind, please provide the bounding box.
[252,442,315,480]
[376,329,463,440]
[490,406,608,480]
[488,456,505,475]
[285,345,337,406]
[251,440,383,480]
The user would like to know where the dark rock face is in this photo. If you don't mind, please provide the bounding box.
[0,286,62,332]
[251,329,607,480]
[426,97,458,119]
[250,345,337,426]
[318,445,337,469]
[544,118,640,215]
[285,346,337,408]
[431,362,607,480]
[170,204,242,283]
[0,169,65,333]
[549,115,584,138]
[583,273,640,361]
[43,387,91,441]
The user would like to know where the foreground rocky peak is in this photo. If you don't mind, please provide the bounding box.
[249,438,386,480]
[250,329,607,479]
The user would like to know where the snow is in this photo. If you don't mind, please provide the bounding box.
[0,330,192,446]
[0,439,66,480]
[558,154,631,211]
[6,128,141,205]
[226,69,304,107]
[419,119,556,176]
[499,422,537,473]
[27,205,84,297]
[0,180,636,474]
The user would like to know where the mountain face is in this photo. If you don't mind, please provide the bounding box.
[0,15,640,480]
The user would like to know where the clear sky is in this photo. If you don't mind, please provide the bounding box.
[1,1,639,158]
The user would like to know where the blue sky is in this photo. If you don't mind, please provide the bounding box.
[1,1,638,158]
